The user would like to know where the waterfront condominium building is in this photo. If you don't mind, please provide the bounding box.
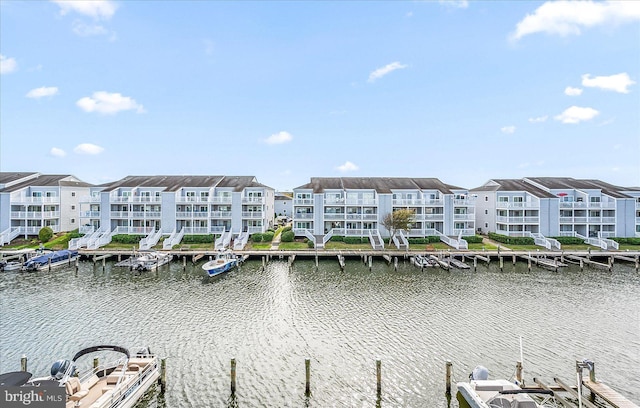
[472,177,640,249]
[76,175,274,249]
[292,177,475,248]
[0,172,92,245]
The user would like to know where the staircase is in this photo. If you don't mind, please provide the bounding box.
[233,232,249,250]
[215,229,229,250]
[0,227,20,246]
[163,228,185,250]
[139,229,163,250]
[392,230,409,250]
[68,227,99,250]
[368,230,384,250]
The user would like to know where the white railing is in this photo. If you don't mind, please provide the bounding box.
[87,227,117,250]
[324,213,345,220]
[69,227,101,250]
[368,230,384,250]
[322,229,334,246]
[215,229,227,250]
[453,214,475,221]
[433,230,459,250]
[182,227,210,235]
[211,211,233,218]
[79,225,95,234]
[345,199,378,206]
[79,196,102,203]
[295,213,314,219]
[246,226,263,234]
[139,229,163,250]
[294,199,314,205]
[234,232,249,250]
[392,199,429,206]
[80,211,101,218]
[496,202,540,209]
[110,196,162,203]
[210,197,233,204]
[242,212,264,219]
[496,216,540,224]
[453,199,476,206]
[242,197,265,204]
[11,196,60,204]
[0,227,20,246]
[176,212,209,218]
[176,196,209,203]
[393,230,409,250]
[453,228,475,236]
[163,228,185,250]
[456,231,468,250]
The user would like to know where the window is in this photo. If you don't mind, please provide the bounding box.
[498,196,509,202]
[485,223,488,228]
[71,192,76,197]
[485,209,488,215]
[485,196,488,202]
[71,205,75,210]
[71,219,75,224]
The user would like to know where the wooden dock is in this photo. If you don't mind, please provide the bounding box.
[519,254,567,270]
[582,379,639,408]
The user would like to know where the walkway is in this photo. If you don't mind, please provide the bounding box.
[270,232,282,250]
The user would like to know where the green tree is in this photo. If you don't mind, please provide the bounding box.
[381,209,415,244]
[39,226,54,243]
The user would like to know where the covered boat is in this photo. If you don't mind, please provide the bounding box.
[22,250,78,271]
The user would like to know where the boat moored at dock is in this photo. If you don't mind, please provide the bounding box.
[202,250,241,277]
[114,251,173,272]
[22,250,78,272]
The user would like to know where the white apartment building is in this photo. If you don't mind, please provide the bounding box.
[0,172,91,245]
[292,177,475,248]
[473,177,640,249]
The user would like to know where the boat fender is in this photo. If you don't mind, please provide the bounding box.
[470,365,489,381]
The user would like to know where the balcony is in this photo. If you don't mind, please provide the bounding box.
[345,199,378,206]
[211,196,233,204]
[80,211,101,218]
[453,199,476,206]
[496,216,540,224]
[295,213,314,219]
[11,196,60,204]
[453,214,475,221]
[294,199,314,205]
[109,196,162,203]
[210,211,232,218]
[496,202,540,209]
[324,213,345,220]
[242,197,265,204]
[242,211,264,219]
[176,196,210,204]
[324,198,345,205]
[79,196,102,203]
[453,228,475,236]
[176,212,209,218]
[392,198,427,206]
[110,211,129,218]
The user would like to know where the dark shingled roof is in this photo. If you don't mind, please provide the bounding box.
[526,177,632,199]
[470,179,556,198]
[294,177,462,194]
[0,174,80,193]
[99,175,272,193]
[0,172,38,186]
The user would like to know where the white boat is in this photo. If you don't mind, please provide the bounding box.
[26,345,160,408]
[22,249,79,271]
[202,250,240,277]
[0,260,22,271]
[457,366,555,408]
[115,251,172,272]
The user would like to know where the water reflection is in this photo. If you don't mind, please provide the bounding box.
[0,256,638,407]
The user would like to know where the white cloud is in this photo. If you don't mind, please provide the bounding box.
[26,86,59,99]
[510,1,640,41]
[76,92,145,114]
[50,147,66,157]
[72,20,108,36]
[406,11,413,18]
[439,0,469,9]
[368,62,408,83]
[564,86,583,96]
[51,0,117,20]
[265,131,293,145]
[74,143,105,155]
[336,161,359,172]
[528,115,548,123]
[554,106,599,124]
[501,126,516,134]
[1,55,17,74]
[581,73,636,93]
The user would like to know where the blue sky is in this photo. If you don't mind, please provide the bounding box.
[1,0,639,191]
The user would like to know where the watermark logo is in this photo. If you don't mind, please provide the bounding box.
[1,387,65,408]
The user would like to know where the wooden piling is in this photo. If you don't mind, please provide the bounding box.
[368,256,372,271]
[376,359,382,397]
[21,354,27,372]
[499,257,503,271]
[515,361,523,385]
[394,257,398,271]
[635,255,639,271]
[102,257,106,270]
[473,257,477,271]
[445,360,452,396]
[48,257,52,271]
[580,258,584,271]
[512,254,516,265]
[305,358,311,396]
[159,358,166,394]
[183,256,186,269]
[230,358,237,394]
[93,357,99,370]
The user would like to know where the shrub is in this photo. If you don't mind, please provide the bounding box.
[281,231,295,242]
[38,226,54,243]
[462,235,483,244]
[408,236,440,244]
[251,233,263,243]
[182,234,214,244]
[111,234,144,244]
[330,235,345,242]
[344,236,368,244]
[488,232,534,245]
[307,240,314,248]
[612,237,640,245]
[552,236,584,245]
[262,231,275,242]
[282,226,292,233]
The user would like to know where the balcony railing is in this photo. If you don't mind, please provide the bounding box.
[109,196,162,203]
[14,226,61,235]
[453,228,475,236]
[176,196,209,203]
[344,213,377,220]
[242,197,265,204]
[295,213,314,219]
[80,211,101,218]
[242,211,264,219]
[210,197,233,204]
[453,199,476,206]
[176,212,209,218]
[496,202,540,209]
[12,211,62,219]
[11,196,60,204]
[496,216,540,224]
[345,199,378,206]
[324,213,345,220]
[559,201,616,209]
[79,196,102,203]
[211,211,232,218]
[294,199,314,205]
[453,214,475,221]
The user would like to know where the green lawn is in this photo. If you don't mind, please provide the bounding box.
[278,242,311,250]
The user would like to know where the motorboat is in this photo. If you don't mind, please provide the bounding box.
[115,251,173,272]
[22,249,78,272]
[457,366,555,408]
[0,260,22,271]
[412,254,438,268]
[202,250,240,277]
[25,345,160,408]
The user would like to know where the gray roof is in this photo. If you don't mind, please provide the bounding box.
[294,177,462,194]
[526,177,632,199]
[100,175,272,193]
[471,179,556,198]
[0,172,38,186]
[0,174,80,193]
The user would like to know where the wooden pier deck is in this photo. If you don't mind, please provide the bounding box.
[582,379,639,408]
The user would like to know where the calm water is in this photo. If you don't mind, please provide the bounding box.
[0,256,639,407]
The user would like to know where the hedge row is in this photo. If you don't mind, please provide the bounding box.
[251,232,275,242]
[281,231,295,242]
[407,236,441,244]
[112,234,144,244]
[182,234,214,244]
[488,232,535,245]
[550,236,584,245]
[612,237,640,245]
[462,235,483,244]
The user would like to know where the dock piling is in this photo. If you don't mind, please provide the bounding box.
[20,354,27,372]
[499,256,503,271]
[230,358,237,394]
[93,357,99,370]
[515,361,523,385]
[159,358,166,394]
[473,257,477,271]
[376,359,382,398]
[305,358,311,396]
[48,257,52,271]
[368,256,372,271]
[445,360,452,396]
[393,257,398,271]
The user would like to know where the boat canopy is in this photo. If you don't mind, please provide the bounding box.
[72,345,130,362]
